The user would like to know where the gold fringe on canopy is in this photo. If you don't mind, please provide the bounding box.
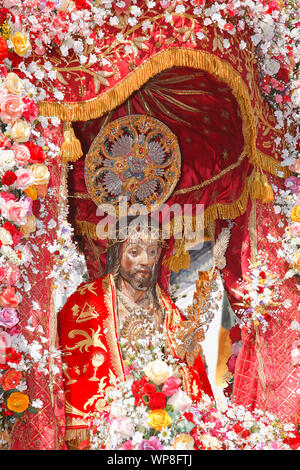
[40,48,261,169]
[61,122,83,162]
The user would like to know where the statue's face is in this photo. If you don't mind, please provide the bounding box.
[119,235,161,291]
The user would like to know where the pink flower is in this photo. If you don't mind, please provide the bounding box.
[0,191,17,203]
[275,94,283,103]
[1,199,31,225]
[0,308,19,329]
[0,329,12,365]
[0,266,7,283]
[290,223,300,237]
[22,96,38,122]
[122,440,134,450]
[0,94,24,124]
[0,287,20,308]
[289,158,300,174]
[12,143,31,166]
[161,376,181,397]
[139,437,163,450]
[230,341,242,356]
[285,176,300,194]
[15,168,34,190]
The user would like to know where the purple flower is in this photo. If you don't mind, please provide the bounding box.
[285,176,300,194]
[0,308,19,328]
[139,437,163,450]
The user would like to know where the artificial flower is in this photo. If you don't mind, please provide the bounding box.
[144,359,172,385]
[12,143,31,166]
[148,392,167,410]
[0,287,20,308]
[0,368,22,390]
[2,170,17,186]
[4,72,24,95]
[167,389,192,412]
[0,94,24,124]
[10,119,31,143]
[291,206,300,223]
[10,32,31,57]
[148,409,171,431]
[6,391,29,413]
[161,376,181,397]
[0,36,8,62]
[172,433,195,450]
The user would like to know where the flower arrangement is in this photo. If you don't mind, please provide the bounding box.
[87,327,298,450]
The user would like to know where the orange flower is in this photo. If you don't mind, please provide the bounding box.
[148,409,171,431]
[6,391,29,413]
[0,369,22,391]
[10,32,31,57]
[24,185,37,201]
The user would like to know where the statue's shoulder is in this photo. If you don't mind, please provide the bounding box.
[59,274,113,319]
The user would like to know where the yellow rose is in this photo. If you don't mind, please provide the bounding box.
[24,185,38,201]
[291,206,300,223]
[172,433,195,450]
[10,119,31,143]
[144,359,172,385]
[7,392,29,413]
[5,72,24,95]
[10,32,31,57]
[148,409,171,431]
[30,164,50,185]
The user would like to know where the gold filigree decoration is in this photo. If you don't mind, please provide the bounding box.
[173,268,220,367]
[66,326,108,353]
[84,114,181,214]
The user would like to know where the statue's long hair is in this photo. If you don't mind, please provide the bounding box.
[104,215,161,307]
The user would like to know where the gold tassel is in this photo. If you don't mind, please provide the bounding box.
[61,122,83,162]
[163,238,191,273]
[250,169,274,204]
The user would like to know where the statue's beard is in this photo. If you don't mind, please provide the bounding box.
[118,265,154,291]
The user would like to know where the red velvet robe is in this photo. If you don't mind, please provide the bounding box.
[58,274,213,440]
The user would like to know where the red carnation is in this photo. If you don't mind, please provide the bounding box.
[74,0,91,10]
[148,392,167,410]
[3,221,22,245]
[142,382,157,396]
[24,142,46,163]
[131,376,147,406]
[5,348,22,365]
[0,36,8,62]
[229,325,241,343]
[2,171,17,186]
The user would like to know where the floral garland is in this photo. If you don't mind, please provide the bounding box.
[0,0,298,448]
[86,327,299,450]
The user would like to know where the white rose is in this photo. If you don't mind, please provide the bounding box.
[262,58,280,76]
[167,389,192,412]
[144,359,173,385]
[10,119,31,143]
[0,227,13,245]
[0,149,15,172]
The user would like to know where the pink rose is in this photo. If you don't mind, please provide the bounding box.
[161,376,181,397]
[1,199,30,225]
[285,176,300,194]
[22,96,38,122]
[0,192,17,203]
[122,440,134,450]
[0,308,19,329]
[15,168,34,190]
[12,143,31,166]
[290,222,300,237]
[0,287,20,308]
[140,437,163,450]
[0,94,24,124]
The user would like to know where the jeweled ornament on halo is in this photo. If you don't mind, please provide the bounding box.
[84,115,181,214]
